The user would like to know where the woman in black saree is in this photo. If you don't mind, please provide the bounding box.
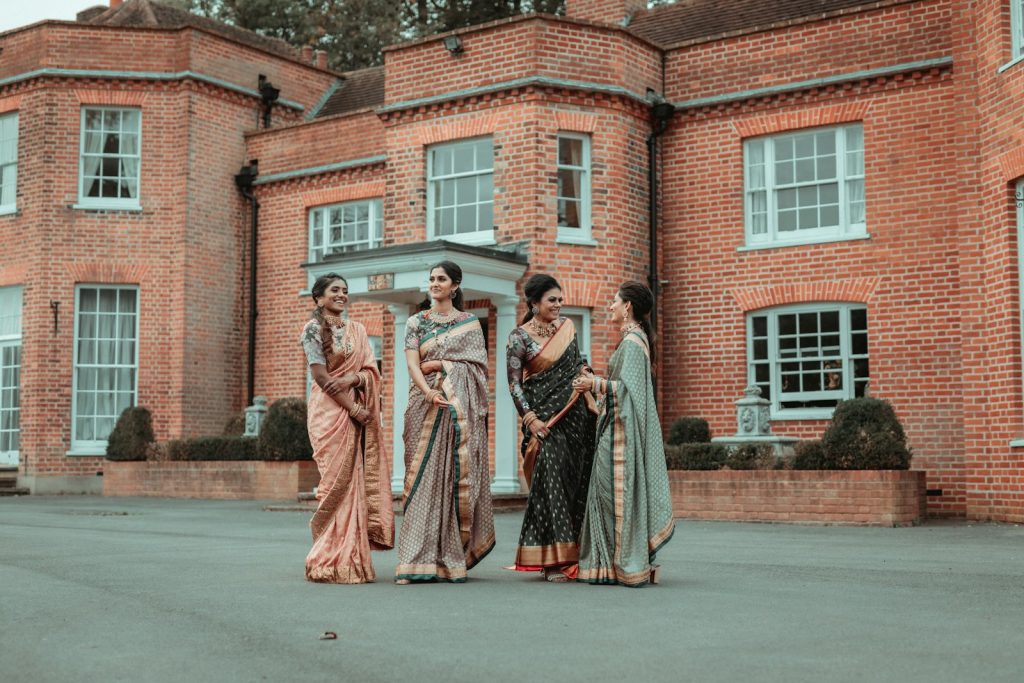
[505,274,597,582]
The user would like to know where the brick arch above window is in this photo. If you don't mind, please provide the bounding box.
[997,147,1024,182]
[0,95,22,115]
[554,111,599,134]
[302,180,385,209]
[729,276,881,312]
[0,265,29,287]
[558,279,604,309]
[416,112,500,145]
[63,263,149,284]
[73,90,147,107]
[732,101,873,139]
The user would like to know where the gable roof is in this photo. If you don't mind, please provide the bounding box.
[628,0,901,47]
[315,66,385,118]
[80,0,299,60]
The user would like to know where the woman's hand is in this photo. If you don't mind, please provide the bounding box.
[528,418,550,441]
[572,374,595,394]
[426,389,451,408]
[420,360,443,375]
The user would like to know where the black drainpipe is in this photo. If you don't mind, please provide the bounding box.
[235,162,259,406]
[647,99,674,332]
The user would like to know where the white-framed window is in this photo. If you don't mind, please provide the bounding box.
[748,303,869,419]
[309,199,383,261]
[1013,1,1024,58]
[78,108,141,209]
[71,286,139,453]
[744,124,865,247]
[0,112,17,214]
[0,286,22,465]
[427,137,494,245]
[562,307,591,364]
[556,133,592,243]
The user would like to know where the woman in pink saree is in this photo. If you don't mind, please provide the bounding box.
[300,273,394,583]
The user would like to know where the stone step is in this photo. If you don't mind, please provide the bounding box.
[0,487,29,496]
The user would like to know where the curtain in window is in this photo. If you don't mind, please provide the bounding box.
[81,112,106,197]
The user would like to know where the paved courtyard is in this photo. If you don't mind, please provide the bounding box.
[2,496,1023,683]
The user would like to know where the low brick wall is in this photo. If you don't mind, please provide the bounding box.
[103,461,320,501]
[669,470,927,527]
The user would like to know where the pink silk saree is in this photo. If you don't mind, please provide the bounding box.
[304,319,395,584]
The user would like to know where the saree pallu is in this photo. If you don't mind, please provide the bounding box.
[306,320,394,584]
[396,315,494,582]
[514,320,596,570]
[577,331,674,587]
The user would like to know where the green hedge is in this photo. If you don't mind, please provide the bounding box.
[164,436,258,461]
[820,397,911,470]
[724,443,777,470]
[667,417,711,445]
[106,407,155,461]
[789,440,828,470]
[258,397,313,461]
[665,443,728,470]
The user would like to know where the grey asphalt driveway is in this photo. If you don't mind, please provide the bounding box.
[1,496,1022,683]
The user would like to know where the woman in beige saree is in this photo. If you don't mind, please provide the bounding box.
[395,261,494,584]
[301,273,394,583]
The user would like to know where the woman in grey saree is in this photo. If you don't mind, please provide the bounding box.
[395,261,495,583]
[572,281,674,586]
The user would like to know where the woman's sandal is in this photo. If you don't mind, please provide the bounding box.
[395,579,411,585]
[543,568,570,583]
[649,565,662,586]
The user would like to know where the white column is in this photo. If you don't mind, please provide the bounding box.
[492,296,521,493]
[388,304,412,494]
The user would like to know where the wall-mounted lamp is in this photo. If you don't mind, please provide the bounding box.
[443,34,464,55]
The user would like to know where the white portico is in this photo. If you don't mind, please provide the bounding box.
[304,240,529,494]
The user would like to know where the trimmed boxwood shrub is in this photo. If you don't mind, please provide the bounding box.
[222,412,246,437]
[724,443,776,470]
[258,397,313,461]
[665,443,728,470]
[820,397,912,470]
[163,436,258,461]
[667,417,711,445]
[790,440,828,470]
[106,407,155,461]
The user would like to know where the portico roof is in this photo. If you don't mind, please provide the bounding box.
[303,240,529,305]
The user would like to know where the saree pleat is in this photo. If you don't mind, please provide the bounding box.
[396,313,494,582]
[510,321,596,570]
[304,320,395,584]
[577,331,675,587]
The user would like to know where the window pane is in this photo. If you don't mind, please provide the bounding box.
[456,204,477,234]
[558,137,583,167]
[453,144,475,173]
[478,202,493,231]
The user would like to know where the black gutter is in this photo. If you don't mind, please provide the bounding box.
[235,163,259,406]
[647,99,674,331]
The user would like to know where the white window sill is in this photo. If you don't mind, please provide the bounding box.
[738,232,871,252]
[770,408,834,421]
[998,53,1024,74]
[431,232,496,247]
[72,202,142,212]
[1009,439,1024,448]
[556,233,598,246]
[0,205,16,216]
[66,445,108,457]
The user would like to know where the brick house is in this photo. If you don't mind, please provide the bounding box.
[2,0,1023,522]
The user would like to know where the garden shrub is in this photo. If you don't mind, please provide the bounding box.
[790,440,828,470]
[162,436,258,461]
[222,412,246,436]
[106,406,155,461]
[667,417,711,445]
[820,397,911,470]
[258,397,313,461]
[665,443,727,470]
[724,443,776,470]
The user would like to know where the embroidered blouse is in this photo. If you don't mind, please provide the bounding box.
[404,309,474,352]
[300,318,352,366]
[505,321,565,417]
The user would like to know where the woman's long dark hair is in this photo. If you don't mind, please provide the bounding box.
[419,260,465,312]
[520,273,561,325]
[311,273,348,358]
[618,280,655,364]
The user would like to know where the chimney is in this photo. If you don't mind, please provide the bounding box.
[301,45,313,63]
[565,0,645,25]
[315,50,328,69]
[110,0,123,8]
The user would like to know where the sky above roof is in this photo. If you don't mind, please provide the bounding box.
[1,0,89,33]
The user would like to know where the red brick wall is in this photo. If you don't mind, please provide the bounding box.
[668,470,927,526]
[103,460,320,500]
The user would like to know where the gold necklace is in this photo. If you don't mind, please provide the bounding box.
[620,321,641,337]
[531,317,559,338]
[428,308,460,325]
[323,313,347,328]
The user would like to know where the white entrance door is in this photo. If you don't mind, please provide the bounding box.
[0,342,20,466]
